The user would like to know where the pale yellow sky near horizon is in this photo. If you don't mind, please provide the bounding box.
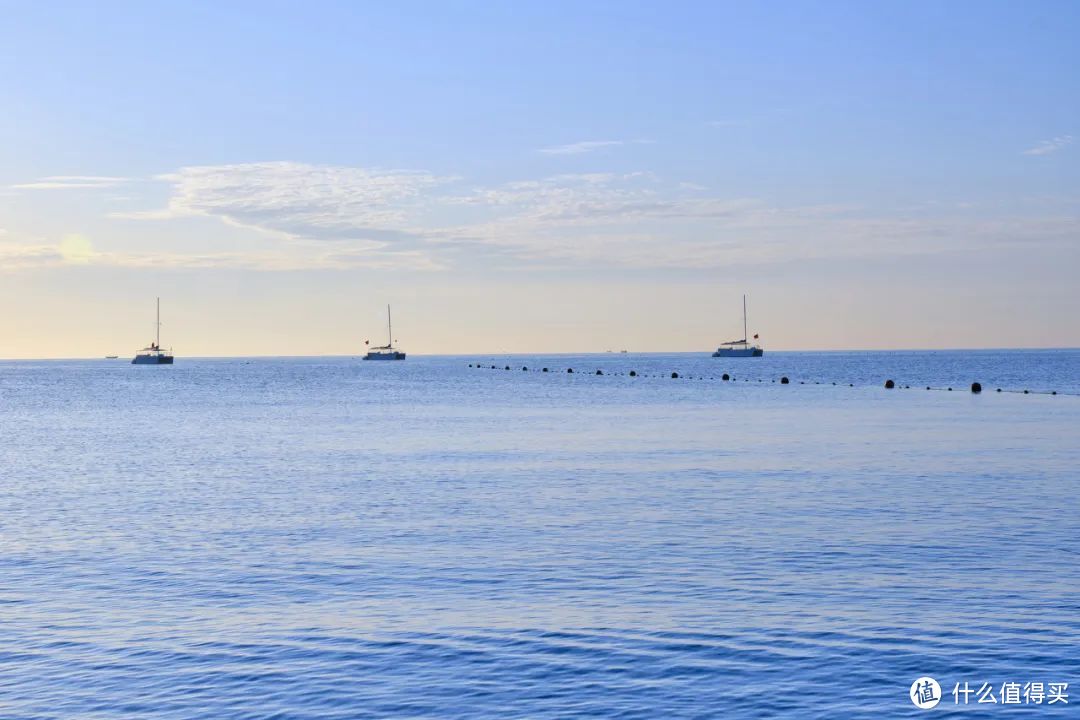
[1,253,1075,359]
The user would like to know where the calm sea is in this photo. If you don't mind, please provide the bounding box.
[1,350,1077,718]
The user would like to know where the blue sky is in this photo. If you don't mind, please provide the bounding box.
[1,1,1077,356]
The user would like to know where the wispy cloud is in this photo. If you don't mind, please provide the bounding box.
[11,175,129,190]
[22,159,1078,274]
[537,140,650,155]
[0,243,64,270]
[1022,135,1074,156]
[0,238,441,273]
[111,161,454,269]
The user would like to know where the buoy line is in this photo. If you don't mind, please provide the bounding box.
[466,363,1075,396]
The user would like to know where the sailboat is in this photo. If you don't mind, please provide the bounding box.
[712,295,763,358]
[132,297,174,364]
[363,305,406,360]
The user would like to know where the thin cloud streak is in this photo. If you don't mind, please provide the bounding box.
[1022,135,1074,156]
[537,139,652,155]
[11,175,129,190]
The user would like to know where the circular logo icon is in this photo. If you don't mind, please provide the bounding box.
[910,677,942,709]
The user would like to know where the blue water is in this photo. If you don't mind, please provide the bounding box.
[2,350,1078,718]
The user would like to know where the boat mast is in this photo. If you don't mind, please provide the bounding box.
[743,294,747,343]
[387,304,392,347]
[156,297,161,348]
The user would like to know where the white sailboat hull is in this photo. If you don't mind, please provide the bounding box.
[132,353,174,364]
[712,347,763,358]
[363,351,406,360]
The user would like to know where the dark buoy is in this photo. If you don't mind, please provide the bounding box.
[468,364,473,368]
[997,388,1001,392]
[1052,391,1057,395]
[884,379,895,389]
[505,366,510,371]
[971,382,982,393]
[780,377,789,384]
[629,370,637,377]
[491,365,496,369]
[1024,389,1029,394]
[522,366,528,371]
[567,368,573,373]
[948,387,952,391]
[596,369,603,375]
[926,386,931,390]
[849,383,853,387]
[722,373,730,381]
[671,372,679,379]
[542,367,548,373]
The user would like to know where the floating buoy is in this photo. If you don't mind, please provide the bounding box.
[491,365,496,369]
[780,377,789,384]
[849,383,853,387]
[468,364,473,368]
[671,372,679,379]
[1024,390,1029,394]
[567,368,573,373]
[971,382,982,393]
[542,368,549,372]
[522,366,528,371]
[596,369,603,375]
[1052,391,1057,395]
[948,387,952,391]
[885,379,895,389]
[629,370,637,377]
[722,373,730,381]
[505,366,510,371]
[926,386,931,390]
[997,388,1002,392]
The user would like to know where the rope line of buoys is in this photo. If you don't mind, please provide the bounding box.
[466,363,1074,396]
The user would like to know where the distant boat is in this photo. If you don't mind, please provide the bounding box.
[363,305,406,361]
[105,355,119,359]
[712,295,764,358]
[132,297,174,365]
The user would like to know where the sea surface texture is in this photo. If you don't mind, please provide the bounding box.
[1,350,1077,718]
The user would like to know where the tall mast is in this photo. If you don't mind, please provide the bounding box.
[387,304,392,347]
[743,294,747,343]
[156,297,161,347]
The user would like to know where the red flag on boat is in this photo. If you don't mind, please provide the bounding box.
[753,334,759,339]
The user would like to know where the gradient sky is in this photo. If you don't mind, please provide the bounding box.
[1,0,1077,358]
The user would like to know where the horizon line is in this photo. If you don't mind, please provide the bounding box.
[2,346,1078,362]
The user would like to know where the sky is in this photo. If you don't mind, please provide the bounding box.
[1,0,1077,358]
